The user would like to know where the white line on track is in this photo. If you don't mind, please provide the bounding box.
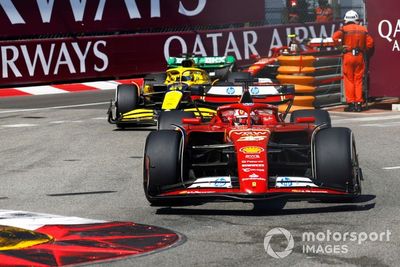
[361,121,400,127]
[332,114,400,123]
[0,102,109,114]
[2,124,38,128]
[382,166,400,170]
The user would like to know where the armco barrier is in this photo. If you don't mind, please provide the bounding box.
[276,53,342,110]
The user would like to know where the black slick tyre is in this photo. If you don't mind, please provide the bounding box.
[143,130,182,205]
[314,127,359,196]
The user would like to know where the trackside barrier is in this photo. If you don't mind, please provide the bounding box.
[276,52,342,111]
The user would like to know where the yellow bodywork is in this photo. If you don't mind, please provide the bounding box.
[184,107,217,118]
[144,67,211,94]
[119,67,215,123]
[122,108,155,120]
[162,91,183,110]
[0,226,53,250]
[165,67,211,85]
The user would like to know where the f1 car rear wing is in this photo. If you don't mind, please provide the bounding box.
[190,80,295,119]
[167,55,235,69]
[167,55,236,80]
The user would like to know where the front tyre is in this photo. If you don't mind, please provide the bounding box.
[143,130,182,205]
[116,84,139,115]
[314,127,361,196]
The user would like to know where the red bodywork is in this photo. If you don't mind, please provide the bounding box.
[154,102,347,201]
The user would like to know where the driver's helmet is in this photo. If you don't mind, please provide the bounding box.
[181,71,193,82]
[233,109,248,125]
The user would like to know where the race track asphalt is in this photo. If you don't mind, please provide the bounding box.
[0,91,399,266]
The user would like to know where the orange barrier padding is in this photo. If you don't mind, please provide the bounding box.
[279,104,315,113]
[279,95,315,112]
[278,55,315,67]
[277,66,316,74]
[294,84,316,94]
[277,74,315,86]
[292,95,315,106]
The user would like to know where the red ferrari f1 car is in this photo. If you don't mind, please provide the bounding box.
[143,89,363,208]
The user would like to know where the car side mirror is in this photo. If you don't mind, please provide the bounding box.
[182,118,201,125]
[250,53,260,60]
[295,117,316,124]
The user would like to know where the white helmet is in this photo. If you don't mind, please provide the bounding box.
[344,10,359,23]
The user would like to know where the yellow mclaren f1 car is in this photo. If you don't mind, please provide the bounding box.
[107,63,220,129]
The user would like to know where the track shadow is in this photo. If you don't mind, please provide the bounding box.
[155,194,376,217]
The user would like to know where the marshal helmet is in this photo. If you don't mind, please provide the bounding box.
[344,10,359,23]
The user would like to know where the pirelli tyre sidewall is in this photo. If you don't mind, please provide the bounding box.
[116,84,139,115]
[314,127,357,193]
[143,130,181,200]
[290,109,331,127]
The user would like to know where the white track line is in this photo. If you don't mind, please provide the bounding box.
[382,166,400,170]
[2,124,38,128]
[361,121,400,127]
[0,102,109,114]
[333,114,400,123]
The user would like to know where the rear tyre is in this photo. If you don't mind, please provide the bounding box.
[314,127,361,197]
[143,130,182,205]
[158,110,195,130]
[290,109,331,127]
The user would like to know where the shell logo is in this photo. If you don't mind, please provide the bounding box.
[240,146,264,154]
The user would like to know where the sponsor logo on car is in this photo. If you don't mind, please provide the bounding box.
[240,146,264,154]
[214,177,227,187]
[242,177,266,181]
[188,177,232,188]
[243,168,265,172]
[275,177,318,188]
[233,130,270,135]
[250,86,260,95]
[238,136,267,141]
[245,154,261,159]
[280,177,293,187]
[242,164,265,167]
[226,87,235,95]
[241,160,264,164]
[204,57,226,64]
